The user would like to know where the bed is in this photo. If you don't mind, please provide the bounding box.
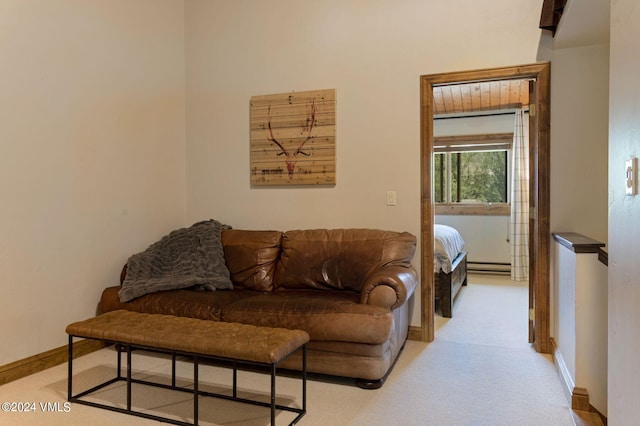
[434,224,467,318]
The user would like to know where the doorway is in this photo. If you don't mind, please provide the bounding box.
[419,63,551,354]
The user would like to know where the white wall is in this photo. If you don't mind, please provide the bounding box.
[547,43,609,384]
[546,3,610,416]
[555,244,577,380]
[0,1,187,365]
[434,114,516,137]
[0,0,562,366]
[436,216,510,264]
[184,0,547,326]
[608,0,640,422]
[575,252,608,415]
[550,44,609,244]
[554,242,608,415]
[434,114,515,264]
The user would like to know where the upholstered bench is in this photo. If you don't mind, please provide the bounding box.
[66,310,310,425]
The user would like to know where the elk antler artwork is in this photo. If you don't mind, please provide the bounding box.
[250,89,336,186]
[266,98,316,178]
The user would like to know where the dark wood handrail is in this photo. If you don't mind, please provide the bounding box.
[598,247,608,267]
[552,232,608,267]
[552,232,605,253]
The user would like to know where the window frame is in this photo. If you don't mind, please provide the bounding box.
[433,133,513,216]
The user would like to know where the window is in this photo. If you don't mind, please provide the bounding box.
[434,150,508,203]
[433,133,512,215]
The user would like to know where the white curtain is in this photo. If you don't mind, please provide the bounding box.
[510,108,529,281]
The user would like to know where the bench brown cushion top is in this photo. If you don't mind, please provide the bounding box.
[66,310,310,365]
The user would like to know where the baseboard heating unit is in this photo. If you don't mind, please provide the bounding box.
[467,261,511,275]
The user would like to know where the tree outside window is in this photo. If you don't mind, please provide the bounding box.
[434,150,508,204]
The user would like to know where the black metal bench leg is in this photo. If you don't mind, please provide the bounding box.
[171,353,176,388]
[271,364,276,425]
[302,345,307,414]
[67,336,73,401]
[233,360,237,398]
[126,345,132,411]
[65,336,307,425]
[194,356,199,426]
[117,345,122,379]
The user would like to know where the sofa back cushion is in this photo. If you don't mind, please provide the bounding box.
[274,229,416,291]
[221,230,282,292]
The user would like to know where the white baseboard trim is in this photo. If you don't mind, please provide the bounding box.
[550,338,590,411]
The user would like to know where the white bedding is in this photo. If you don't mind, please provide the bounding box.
[434,224,465,273]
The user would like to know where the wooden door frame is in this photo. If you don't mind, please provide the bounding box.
[419,62,551,353]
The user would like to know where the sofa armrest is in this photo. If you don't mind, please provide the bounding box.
[360,265,418,310]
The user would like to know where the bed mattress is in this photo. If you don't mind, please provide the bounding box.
[434,224,465,273]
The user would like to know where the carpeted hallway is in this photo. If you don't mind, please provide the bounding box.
[0,274,574,425]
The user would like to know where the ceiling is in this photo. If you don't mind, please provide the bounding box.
[553,0,610,49]
[433,0,611,117]
[433,79,530,116]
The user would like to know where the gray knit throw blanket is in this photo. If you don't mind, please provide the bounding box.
[118,219,233,302]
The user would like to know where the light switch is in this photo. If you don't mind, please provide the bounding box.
[625,157,637,196]
[386,191,397,206]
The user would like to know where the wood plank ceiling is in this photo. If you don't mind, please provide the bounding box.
[433,79,530,115]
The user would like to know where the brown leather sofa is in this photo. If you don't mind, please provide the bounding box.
[98,228,418,388]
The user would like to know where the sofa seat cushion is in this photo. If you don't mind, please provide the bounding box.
[98,286,263,321]
[221,290,393,345]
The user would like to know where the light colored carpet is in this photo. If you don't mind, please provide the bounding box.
[0,274,573,425]
[435,273,530,348]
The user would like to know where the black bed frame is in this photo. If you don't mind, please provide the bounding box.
[435,251,468,318]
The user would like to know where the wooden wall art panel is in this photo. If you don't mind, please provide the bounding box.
[250,89,336,185]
